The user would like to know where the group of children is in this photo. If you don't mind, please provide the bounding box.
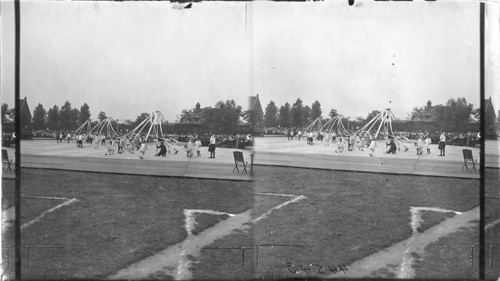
[303,131,435,157]
[155,138,202,158]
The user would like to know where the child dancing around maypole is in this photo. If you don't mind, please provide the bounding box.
[139,141,147,159]
[195,138,202,157]
[368,137,377,157]
[105,139,116,156]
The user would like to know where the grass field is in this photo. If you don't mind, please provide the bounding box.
[191,166,479,279]
[1,165,490,279]
[2,169,253,279]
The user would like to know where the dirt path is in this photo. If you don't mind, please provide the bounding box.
[330,206,479,278]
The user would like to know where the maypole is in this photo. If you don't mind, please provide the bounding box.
[126,111,168,142]
[75,119,92,135]
[322,115,348,135]
[92,117,117,137]
[304,117,323,134]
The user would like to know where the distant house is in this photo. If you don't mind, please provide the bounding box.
[247,94,264,122]
[485,97,497,139]
[20,97,32,130]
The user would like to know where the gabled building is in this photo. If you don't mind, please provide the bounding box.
[485,97,497,139]
[247,94,263,122]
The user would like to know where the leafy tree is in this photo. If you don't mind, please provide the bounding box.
[264,101,279,127]
[59,101,75,130]
[134,112,151,127]
[409,106,426,121]
[290,98,303,127]
[445,97,473,131]
[178,108,195,123]
[302,105,311,125]
[311,100,322,120]
[217,99,242,133]
[47,105,60,130]
[471,108,480,120]
[243,109,257,129]
[98,111,107,121]
[329,108,338,119]
[70,108,80,127]
[278,103,291,128]
[1,103,12,122]
[79,103,91,123]
[33,103,47,130]
[366,110,381,122]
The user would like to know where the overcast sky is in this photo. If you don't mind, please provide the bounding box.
[1,0,499,123]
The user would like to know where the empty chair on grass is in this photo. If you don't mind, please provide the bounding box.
[461,149,478,172]
[233,151,248,173]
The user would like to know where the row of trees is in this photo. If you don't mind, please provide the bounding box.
[408,98,477,132]
[264,99,327,128]
[261,97,486,132]
[177,100,247,133]
[262,98,383,129]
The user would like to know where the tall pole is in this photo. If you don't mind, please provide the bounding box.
[14,0,22,278]
[478,2,485,279]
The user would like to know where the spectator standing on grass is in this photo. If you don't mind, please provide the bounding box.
[287,129,291,141]
[438,132,446,156]
[297,130,302,141]
[67,133,71,143]
[209,133,216,158]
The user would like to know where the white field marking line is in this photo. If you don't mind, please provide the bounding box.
[21,196,79,230]
[177,209,236,280]
[398,207,462,279]
[486,218,500,231]
[253,193,307,223]
[175,194,305,280]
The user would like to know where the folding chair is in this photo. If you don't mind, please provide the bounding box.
[233,151,248,173]
[462,149,477,172]
[2,149,13,171]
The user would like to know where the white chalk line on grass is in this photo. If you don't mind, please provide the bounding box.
[110,192,306,280]
[21,196,79,230]
[177,209,236,280]
[253,193,306,223]
[175,194,306,280]
[398,207,462,279]
[486,218,500,231]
